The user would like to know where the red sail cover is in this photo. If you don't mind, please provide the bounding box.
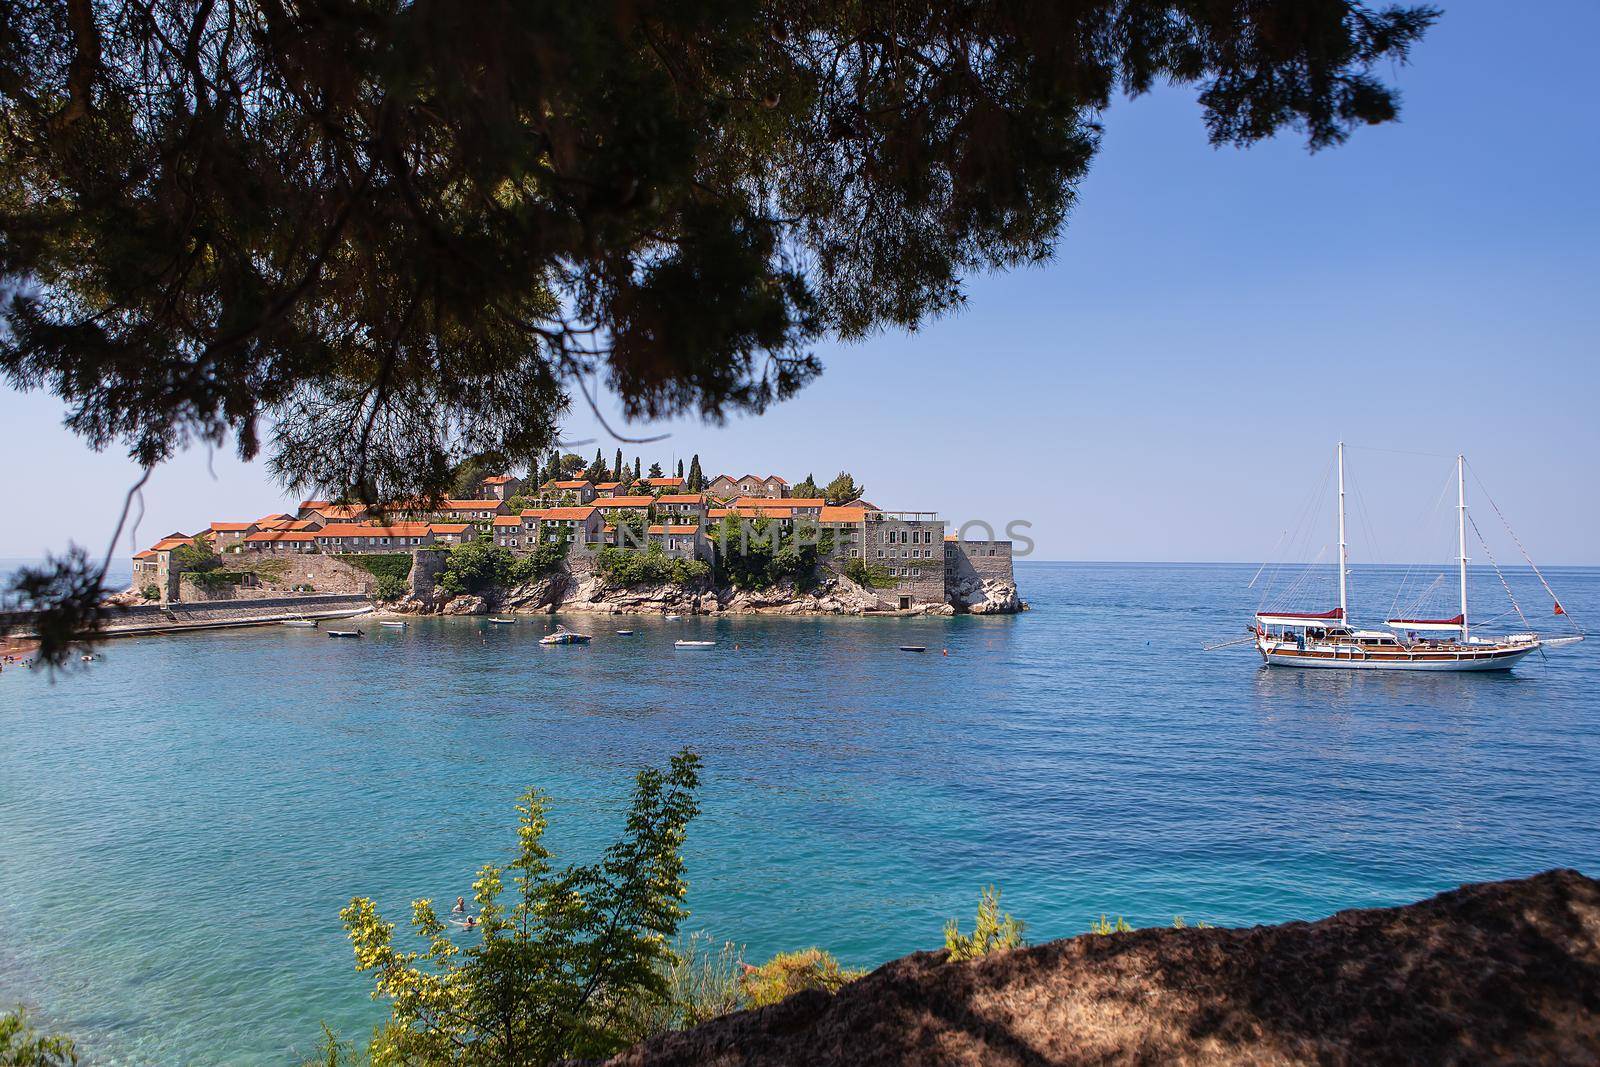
[1257,608,1344,620]
[1387,614,1465,626]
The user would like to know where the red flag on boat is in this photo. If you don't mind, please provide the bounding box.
[1554,601,1566,616]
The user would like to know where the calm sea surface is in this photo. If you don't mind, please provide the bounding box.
[2,561,1597,1064]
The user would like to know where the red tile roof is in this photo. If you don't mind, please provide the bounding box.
[643,477,684,488]
[209,522,255,532]
[595,481,622,490]
[821,506,867,523]
[244,530,317,543]
[298,500,330,510]
[546,479,593,490]
[482,474,515,485]
[440,499,504,511]
[492,515,521,527]
[314,504,369,520]
[428,523,471,534]
[536,506,599,521]
[598,495,654,508]
[316,523,433,537]
[133,549,157,560]
[735,496,822,508]
[655,493,706,504]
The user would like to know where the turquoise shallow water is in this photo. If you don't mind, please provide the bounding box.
[2,561,1597,1064]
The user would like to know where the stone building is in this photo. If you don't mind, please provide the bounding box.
[479,474,521,501]
[707,473,788,500]
[863,510,947,609]
[313,523,434,553]
[539,479,597,506]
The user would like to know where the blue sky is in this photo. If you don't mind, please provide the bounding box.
[2,0,1595,563]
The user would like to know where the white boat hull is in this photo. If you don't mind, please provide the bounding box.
[1258,637,1538,672]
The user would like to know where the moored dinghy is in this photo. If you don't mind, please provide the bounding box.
[674,640,716,649]
[540,629,592,645]
[488,618,517,625]
[281,619,317,628]
[327,629,364,639]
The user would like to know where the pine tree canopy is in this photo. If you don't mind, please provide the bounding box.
[0,0,1435,507]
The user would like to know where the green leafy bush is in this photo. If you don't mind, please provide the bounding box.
[740,948,864,1008]
[140,584,160,601]
[438,538,567,597]
[186,569,246,591]
[340,750,702,1065]
[170,536,221,575]
[373,575,409,602]
[945,886,1025,961]
[844,557,897,589]
[595,545,709,588]
[1091,914,1132,935]
[705,517,831,590]
[338,553,413,585]
[1,1006,77,1066]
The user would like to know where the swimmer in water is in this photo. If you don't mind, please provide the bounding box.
[453,896,466,914]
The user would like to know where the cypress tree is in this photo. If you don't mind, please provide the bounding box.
[687,455,704,491]
[614,448,624,482]
[676,459,684,479]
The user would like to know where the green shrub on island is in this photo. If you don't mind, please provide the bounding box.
[595,544,710,588]
[844,558,897,590]
[187,569,246,591]
[337,750,701,1065]
[739,948,865,1008]
[704,516,832,591]
[373,575,408,602]
[0,1006,77,1066]
[945,886,1026,961]
[438,537,566,597]
[169,536,222,576]
[1092,914,1133,935]
[337,553,413,585]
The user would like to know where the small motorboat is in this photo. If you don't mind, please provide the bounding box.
[378,620,408,628]
[281,619,318,628]
[615,629,635,636]
[540,629,592,645]
[674,640,717,650]
[327,629,364,639]
[663,613,682,620]
[898,645,927,653]
[488,618,517,625]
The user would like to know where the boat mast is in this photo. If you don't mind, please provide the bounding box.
[1337,441,1349,623]
[1457,453,1470,640]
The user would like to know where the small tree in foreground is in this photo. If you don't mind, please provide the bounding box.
[0,1007,77,1066]
[945,886,1025,961]
[341,750,702,1066]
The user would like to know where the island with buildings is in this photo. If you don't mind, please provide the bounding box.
[121,468,1023,628]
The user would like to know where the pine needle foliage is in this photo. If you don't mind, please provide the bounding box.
[340,750,702,1066]
[945,886,1026,961]
[740,949,865,1008]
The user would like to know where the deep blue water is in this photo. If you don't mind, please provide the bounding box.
[1,561,1597,1064]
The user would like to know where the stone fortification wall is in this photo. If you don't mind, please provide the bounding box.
[408,549,449,602]
[946,539,1014,585]
[171,554,375,603]
[99,594,371,634]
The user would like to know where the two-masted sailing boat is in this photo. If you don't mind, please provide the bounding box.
[1251,443,1581,672]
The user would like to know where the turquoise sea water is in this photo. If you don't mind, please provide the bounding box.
[2,561,1597,1064]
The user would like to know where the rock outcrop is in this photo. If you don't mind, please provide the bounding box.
[598,869,1600,1066]
[945,573,1023,615]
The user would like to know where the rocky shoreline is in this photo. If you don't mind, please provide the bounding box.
[390,567,1025,618]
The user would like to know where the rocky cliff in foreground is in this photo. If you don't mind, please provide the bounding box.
[597,869,1600,1066]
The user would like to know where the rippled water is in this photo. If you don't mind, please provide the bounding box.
[2,562,1596,1064]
